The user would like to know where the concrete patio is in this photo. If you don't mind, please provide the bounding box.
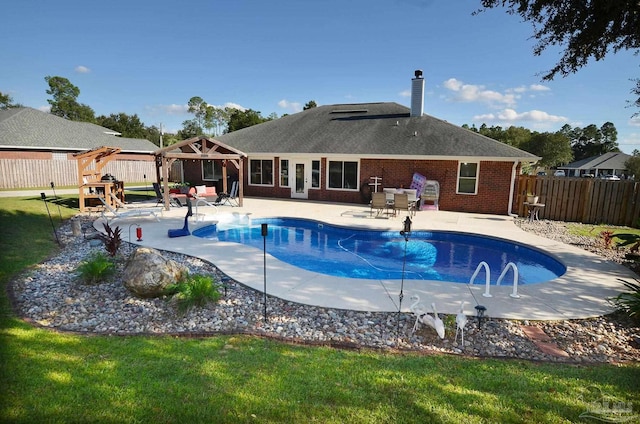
[95,197,638,321]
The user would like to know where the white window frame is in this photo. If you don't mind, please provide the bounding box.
[326,159,360,191]
[249,158,275,187]
[201,160,222,182]
[457,161,479,195]
[311,159,321,189]
[279,159,290,187]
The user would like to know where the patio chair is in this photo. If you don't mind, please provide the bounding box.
[215,181,239,207]
[394,193,411,217]
[168,198,193,238]
[370,192,387,217]
[153,182,181,207]
[98,195,160,223]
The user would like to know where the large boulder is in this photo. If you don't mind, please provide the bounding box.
[123,247,187,298]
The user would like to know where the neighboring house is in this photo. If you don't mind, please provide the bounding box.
[0,107,157,188]
[201,71,539,215]
[558,152,632,178]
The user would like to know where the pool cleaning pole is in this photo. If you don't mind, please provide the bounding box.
[262,223,268,323]
[398,217,412,338]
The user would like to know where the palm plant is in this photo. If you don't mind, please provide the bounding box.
[77,251,116,284]
[610,279,640,322]
[166,274,221,315]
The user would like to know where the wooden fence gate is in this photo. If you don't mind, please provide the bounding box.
[514,176,640,227]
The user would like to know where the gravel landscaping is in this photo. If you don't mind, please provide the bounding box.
[9,215,640,363]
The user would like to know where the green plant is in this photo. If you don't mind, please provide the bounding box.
[101,222,122,256]
[167,273,221,314]
[77,251,116,284]
[610,279,640,322]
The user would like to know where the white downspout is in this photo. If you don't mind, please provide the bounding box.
[508,161,518,217]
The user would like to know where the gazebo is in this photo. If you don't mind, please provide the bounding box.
[153,136,247,210]
[73,146,123,212]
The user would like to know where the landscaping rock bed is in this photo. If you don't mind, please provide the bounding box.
[9,215,640,363]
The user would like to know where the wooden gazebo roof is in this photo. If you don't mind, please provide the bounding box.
[153,136,247,209]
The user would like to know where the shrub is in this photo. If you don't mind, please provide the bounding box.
[610,279,640,322]
[77,251,116,284]
[102,222,122,257]
[616,233,640,252]
[167,274,221,314]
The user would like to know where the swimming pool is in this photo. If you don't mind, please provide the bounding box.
[193,217,566,284]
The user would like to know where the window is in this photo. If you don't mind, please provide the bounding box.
[328,160,358,190]
[250,159,273,185]
[202,161,222,181]
[280,159,289,187]
[457,162,478,194]
[311,160,320,188]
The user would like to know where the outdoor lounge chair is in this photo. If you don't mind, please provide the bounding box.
[153,182,181,207]
[168,198,193,238]
[99,195,160,222]
[214,181,239,207]
[370,192,387,217]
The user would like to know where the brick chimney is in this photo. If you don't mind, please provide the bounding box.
[411,69,424,117]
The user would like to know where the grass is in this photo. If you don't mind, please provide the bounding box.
[567,223,640,245]
[1,195,639,423]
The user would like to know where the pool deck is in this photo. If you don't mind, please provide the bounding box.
[97,197,639,321]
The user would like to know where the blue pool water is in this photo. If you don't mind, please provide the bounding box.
[192,218,566,284]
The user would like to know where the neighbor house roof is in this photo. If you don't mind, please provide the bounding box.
[0,107,157,153]
[561,152,630,171]
[214,102,540,161]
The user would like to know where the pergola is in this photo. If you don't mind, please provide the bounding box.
[153,136,247,210]
[73,146,122,212]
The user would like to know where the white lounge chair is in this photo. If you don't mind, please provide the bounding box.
[98,195,160,222]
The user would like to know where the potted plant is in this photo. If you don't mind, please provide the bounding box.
[526,192,539,204]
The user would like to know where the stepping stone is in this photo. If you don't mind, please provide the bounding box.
[520,325,570,358]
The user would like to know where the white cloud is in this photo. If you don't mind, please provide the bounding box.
[160,104,189,115]
[75,65,90,73]
[220,102,246,111]
[629,116,640,127]
[278,99,302,113]
[443,78,517,107]
[399,89,411,98]
[473,108,568,123]
[529,84,550,92]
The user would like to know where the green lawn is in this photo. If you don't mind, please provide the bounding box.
[1,195,639,423]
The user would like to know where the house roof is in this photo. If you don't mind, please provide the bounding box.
[561,152,630,171]
[214,102,540,161]
[0,107,157,153]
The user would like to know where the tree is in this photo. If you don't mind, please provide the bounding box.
[478,1,640,81]
[226,109,269,132]
[562,122,620,161]
[177,119,202,140]
[0,91,21,109]
[96,113,147,139]
[522,131,573,168]
[303,100,317,110]
[625,150,640,179]
[45,76,95,122]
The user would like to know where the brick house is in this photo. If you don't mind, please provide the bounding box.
[0,107,157,188]
[185,71,540,215]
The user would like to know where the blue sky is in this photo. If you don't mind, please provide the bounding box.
[2,0,639,153]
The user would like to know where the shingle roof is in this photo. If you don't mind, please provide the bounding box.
[562,152,630,170]
[214,102,539,161]
[0,107,157,153]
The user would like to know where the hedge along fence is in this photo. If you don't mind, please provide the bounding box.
[514,175,640,227]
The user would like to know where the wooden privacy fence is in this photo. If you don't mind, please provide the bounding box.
[0,158,156,189]
[514,176,640,227]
